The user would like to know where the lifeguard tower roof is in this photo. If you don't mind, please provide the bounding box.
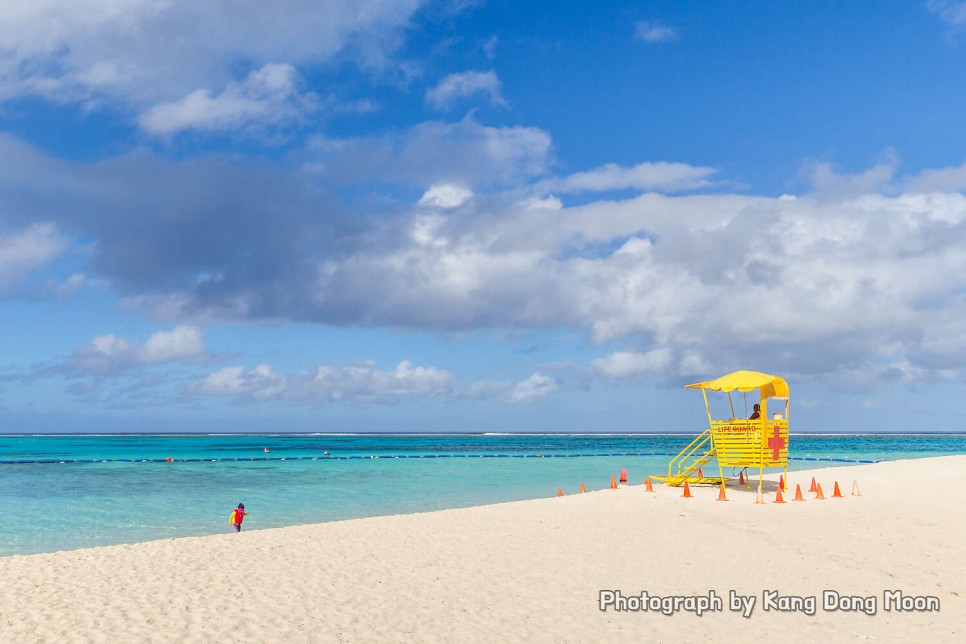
[685,370,789,399]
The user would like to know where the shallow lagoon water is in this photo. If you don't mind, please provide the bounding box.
[2,433,964,556]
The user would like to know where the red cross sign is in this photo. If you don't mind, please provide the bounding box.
[767,425,785,461]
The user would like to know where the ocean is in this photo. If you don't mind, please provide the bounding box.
[2,433,964,556]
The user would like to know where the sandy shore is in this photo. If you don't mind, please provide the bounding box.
[2,456,963,643]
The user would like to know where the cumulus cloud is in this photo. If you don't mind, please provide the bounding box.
[802,155,899,195]
[419,183,473,208]
[464,373,559,403]
[7,131,966,384]
[425,70,506,111]
[196,360,455,404]
[69,326,207,374]
[195,364,288,400]
[593,348,673,378]
[509,372,557,402]
[0,133,356,306]
[519,195,563,211]
[928,1,966,27]
[0,223,65,288]
[634,20,678,43]
[140,325,206,364]
[289,186,966,383]
[306,116,552,188]
[0,0,428,106]
[71,335,135,374]
[138,64,316,135]
[45,272,92,297]
[545,162,718,194]
[194,360,558,405]
[905,162,966,193]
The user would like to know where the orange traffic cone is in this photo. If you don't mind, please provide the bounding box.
[793,484,805,501]
[619,468,628,485]
[682,481,692,498]
[851,480,861,497]
[697,468,704,479]
[645,477,654,493]
[579,482,586,494]
[610,474,618,489]
[557,488,563,497]
[755,482,764,504]
[832,482,843,498]
[809,476,817,492]
[779,474,785,491]
[774,486,785,503]
[717,482,728,501]
[815,483,826,500]
[738,470,745,485]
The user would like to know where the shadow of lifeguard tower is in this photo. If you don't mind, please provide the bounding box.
[652,370,789,492]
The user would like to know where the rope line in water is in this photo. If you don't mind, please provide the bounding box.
[0,452,678,464]
[0,453,885,465]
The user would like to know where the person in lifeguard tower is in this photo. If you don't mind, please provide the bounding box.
[749,403,761,419]
[229,503,248,532]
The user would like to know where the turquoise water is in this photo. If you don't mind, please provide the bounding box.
[2,433,964,556]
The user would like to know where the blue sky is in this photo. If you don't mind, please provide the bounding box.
[3,1,966,433]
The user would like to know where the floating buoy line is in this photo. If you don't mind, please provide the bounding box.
[0,453,884,466]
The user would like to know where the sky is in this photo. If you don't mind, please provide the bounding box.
[2,1,966,433]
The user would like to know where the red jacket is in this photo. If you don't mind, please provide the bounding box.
[230,508,246,525]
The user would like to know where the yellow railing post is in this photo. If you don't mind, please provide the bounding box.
[664,429,716,484]
[667,430,709,479]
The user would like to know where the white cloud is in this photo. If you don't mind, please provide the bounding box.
[546,162,718,194]
[803,155,899,195]
[509,372,558,402]
[0,223,65,288]
[464,379,512,399]
[411,212,448,248]
[45,272,92,297]
[197,365,248,394]
[306,116,552,188]
[519,195,563,211]
[678,351,712,376]
[419,183,473,208]
[426,70,506,111]
[197,359,455,404]
[69,325,207,374]
[928,1,966,27]
[593,348,673,378]
[270,179,966,382]
[10,129,966,385]
[75,334,134,374]
[635,20,678,43]
[138,64,315,135]
[0,1,427,108]
[483,35,499,59]
[465,372,559,403]
[905,162,966,192]
[195,360,559,405]
[140,325,205,363]
[197,364,287,400]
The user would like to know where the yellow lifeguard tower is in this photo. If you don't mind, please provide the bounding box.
[652,370,789,490]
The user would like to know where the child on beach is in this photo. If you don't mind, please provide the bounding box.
[229,503,248,532]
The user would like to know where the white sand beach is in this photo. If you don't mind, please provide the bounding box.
[2,456,963,643]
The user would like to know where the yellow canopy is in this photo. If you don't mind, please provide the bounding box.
[685,370,789,399]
